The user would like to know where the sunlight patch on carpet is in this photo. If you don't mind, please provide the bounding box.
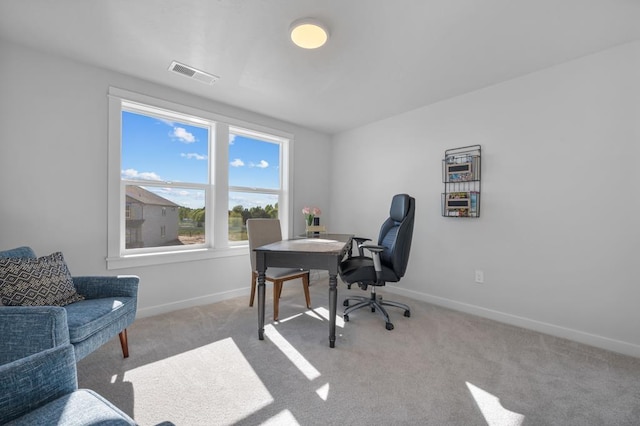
[315,382,330,401]
[466,382,525,426]
[277,313,304,323]
[259,409,300,426]
[122,338,273,425]
[305,306,345,328]
[264,324,321,380]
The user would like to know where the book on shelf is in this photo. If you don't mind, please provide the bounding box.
[445,191,479,217]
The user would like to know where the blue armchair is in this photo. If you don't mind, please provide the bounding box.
[0,337,136,424]
[0,246,139,362]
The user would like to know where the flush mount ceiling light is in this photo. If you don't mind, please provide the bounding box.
[290,18,329,49]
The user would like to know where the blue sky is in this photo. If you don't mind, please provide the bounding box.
[122,111,280,209]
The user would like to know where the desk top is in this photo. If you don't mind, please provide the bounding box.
[255,234,352,255]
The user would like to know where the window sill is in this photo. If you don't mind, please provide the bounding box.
[106,245,248,270]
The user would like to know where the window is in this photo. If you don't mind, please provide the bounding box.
[107,87,292,269]
[228,127,282,242]
[121,106,210,251]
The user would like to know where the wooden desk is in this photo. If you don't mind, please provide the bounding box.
[254,234,352,348]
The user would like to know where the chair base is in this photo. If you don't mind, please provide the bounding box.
[343,287,410,330]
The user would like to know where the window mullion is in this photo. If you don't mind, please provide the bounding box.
[213,123,229,247]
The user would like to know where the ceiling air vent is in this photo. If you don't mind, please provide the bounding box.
[168,61,219,85]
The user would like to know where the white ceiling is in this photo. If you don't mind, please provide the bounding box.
[1,0,640,135]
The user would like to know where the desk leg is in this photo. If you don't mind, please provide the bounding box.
[328,273,338,348]
[258,270,266,340]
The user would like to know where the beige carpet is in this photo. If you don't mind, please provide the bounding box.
[77,279,640,426]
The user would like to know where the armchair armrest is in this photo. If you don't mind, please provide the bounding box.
[0,307,70,365]
[72,275,139,299]
[0,344,77,424]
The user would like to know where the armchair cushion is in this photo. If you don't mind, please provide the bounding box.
[65,297,134,343]
[0,252,84,307]
[7,389,136,426]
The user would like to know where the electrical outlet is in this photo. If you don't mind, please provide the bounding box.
[475,270,484,283]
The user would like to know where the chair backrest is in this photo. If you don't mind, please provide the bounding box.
[0,247,36,259]
[377,194,415,279]
[246,219,283,272]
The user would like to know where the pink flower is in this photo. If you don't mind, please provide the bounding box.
[302,206,321,225]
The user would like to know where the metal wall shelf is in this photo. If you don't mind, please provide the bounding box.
[442,145,481,218]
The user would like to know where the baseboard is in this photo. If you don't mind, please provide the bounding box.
[387,286,640,358]
[136,288,249,319]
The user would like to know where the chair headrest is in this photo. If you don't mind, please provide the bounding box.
[389,194,411,222]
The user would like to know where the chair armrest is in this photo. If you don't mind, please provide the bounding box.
[0,344,77,424]
[72,275,139,299]
[0,306,70,365]
[352,237,372,257]
[361,245,385,282]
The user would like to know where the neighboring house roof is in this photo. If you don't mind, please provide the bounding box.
[126,185,180,207]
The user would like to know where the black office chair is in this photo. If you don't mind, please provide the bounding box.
[340,193,415,330]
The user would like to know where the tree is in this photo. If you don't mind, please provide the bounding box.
[191,208,205,227]
[265,203,278,218]
[249,206,270,219]
[228,203,280,224]
[231,205,244,216]
[179,206,192,221]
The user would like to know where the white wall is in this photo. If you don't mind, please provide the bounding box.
[329,41,640,357]
[0,39,332,317]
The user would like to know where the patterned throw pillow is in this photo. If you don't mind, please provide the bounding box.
[0,252,85,306]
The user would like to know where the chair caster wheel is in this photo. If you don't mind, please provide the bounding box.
[404,310,411,318]
[371,307,375,313]
[386,322,394,330]
[344,314,349,322]
[343,300,349,307]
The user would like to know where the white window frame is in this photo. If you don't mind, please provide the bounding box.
[107,87,293,269]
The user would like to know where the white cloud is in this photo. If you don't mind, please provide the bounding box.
[229,134,236,144]
[230,158,244,167]
[181,153,207,160]
[172,127,196,143]
[157,118,175,127]
[250,160,269,168]
[121,168,162,181]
